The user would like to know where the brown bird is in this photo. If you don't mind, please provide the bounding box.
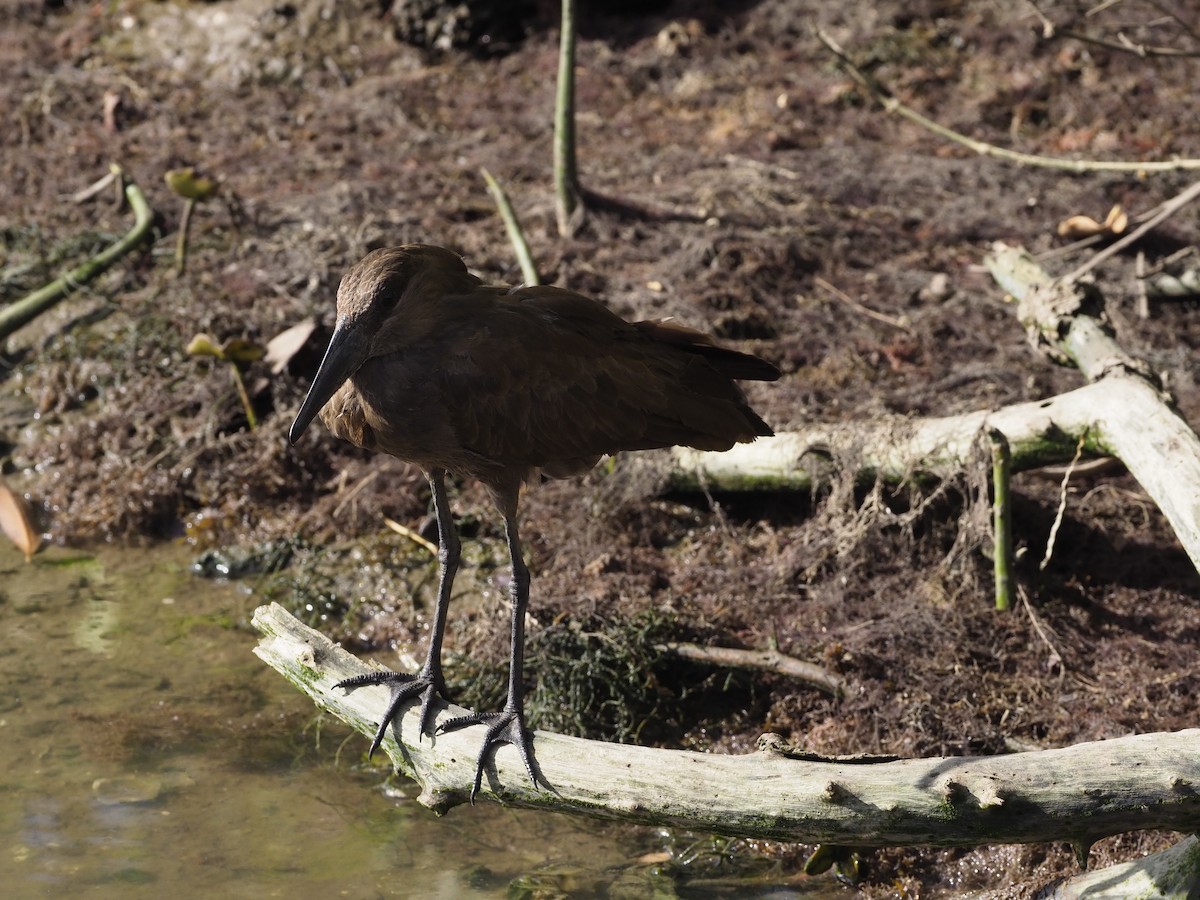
[290,244,779,799]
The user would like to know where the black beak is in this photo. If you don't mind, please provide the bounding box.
[289,320,369,444]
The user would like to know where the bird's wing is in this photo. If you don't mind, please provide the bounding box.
[428,287,769,470]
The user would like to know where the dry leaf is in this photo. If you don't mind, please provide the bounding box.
[1104,204,1128,234]
[264,319,317,374]
[1057,214,1105,239]
[1057,204,1127,239]
[0,479,40,562]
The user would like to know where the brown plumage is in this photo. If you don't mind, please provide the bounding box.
[290,244,779,798]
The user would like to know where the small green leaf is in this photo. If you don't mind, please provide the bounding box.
[222,338,265,364]
[186,334,224,359]
[165,167,218,201]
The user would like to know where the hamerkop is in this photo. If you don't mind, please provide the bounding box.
[290,244,779,799]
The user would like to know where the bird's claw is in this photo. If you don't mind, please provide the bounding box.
[334,669,446,755]
[439,706,540,802]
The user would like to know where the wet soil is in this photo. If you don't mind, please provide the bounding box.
[3,0,1199,895]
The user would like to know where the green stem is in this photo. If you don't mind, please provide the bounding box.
[553,0,581,236]
[229,363,258,431]
[481,168,539,286]
[0,167,154,343]
[988,428,1014,611]
[175,197,196,276]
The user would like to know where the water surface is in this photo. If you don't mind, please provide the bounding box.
[0,542,664,898]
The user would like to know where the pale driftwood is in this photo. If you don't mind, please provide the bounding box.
[669,374,1200,572]
[1043,836,1200,899]
[252,602,1200,849]
[666,384,1102,493]
[664,245,1200,575]
[987,242,1200,574]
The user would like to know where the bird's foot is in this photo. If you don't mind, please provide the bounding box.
[334,669,446,756]
[438,704,540,803]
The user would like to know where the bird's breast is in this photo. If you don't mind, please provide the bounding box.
[317,380,378,451]
[333,356,474,473]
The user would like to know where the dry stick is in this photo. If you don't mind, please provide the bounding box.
[815,29,1200,173]
[331,469,379,518]
[480,168,540,286]
[814,276,912,332]
[1027,0,1200,58]
[0,167,154,342]
[1062,178,1200,283]
[1053,26,1200,58]
[1039,192,1193,263]
[988,429,1014,611]
[71,169,118,204]
[383,516,439,557]
[553,0,582,237]
[654,641,846,699]
[1040,434,1086,571]
[1017,585,1064,672]
[1154,0,1200,44]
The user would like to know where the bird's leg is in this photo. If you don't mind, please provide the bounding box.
[439,512,541,802]
[334,469,459,754]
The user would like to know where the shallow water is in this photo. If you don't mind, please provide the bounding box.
[0,541,675,899]
[0,540,847,899]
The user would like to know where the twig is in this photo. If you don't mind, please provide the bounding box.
[1040,434,1085,571]
[1153,0,1200,43]
[813,277,912,332]
[1018,585,1064,672]
[331,469,380,518]
[655,641,846,699]
[0,165,154,342]
[70,169,118,204]
[1055,27,1200,58]
[988,429,1014,612]
[1062,178,1200,283]
[480,168,539,286]
[1033,0,1200,56]
[1140,245,1196,278]
[1027,0,1200,60]
[383,516,439,557]
[723,154,802,181]
[1025,457,1122,481]
[816,29,1200,173]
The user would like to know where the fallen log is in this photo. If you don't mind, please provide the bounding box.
[252,601,1200,857]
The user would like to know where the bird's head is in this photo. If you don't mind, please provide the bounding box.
[289,245,470,444]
